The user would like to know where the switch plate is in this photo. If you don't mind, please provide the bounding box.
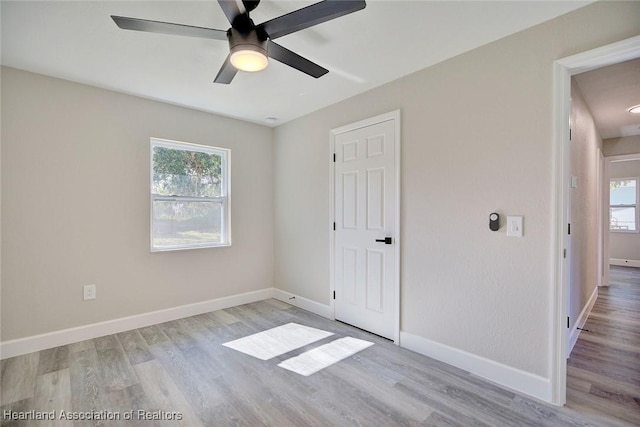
[83,284,96,300]
[571,176,578,188]
[507,216,523,237]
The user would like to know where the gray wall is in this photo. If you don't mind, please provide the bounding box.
[604,135,640,157]
[569,78,602,329]
[609,158,640,262]
[1,67,274,341]
[273,1,640,378]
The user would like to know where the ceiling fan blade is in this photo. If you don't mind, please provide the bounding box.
[214,54,238,84]
[268,41,328,78]
[111,16,228,40]
[217,0,245,25]
[257,0,366,40]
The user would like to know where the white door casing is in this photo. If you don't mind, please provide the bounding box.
[552,35,640,406]
[597,149,604,287]
[330,111,400,341]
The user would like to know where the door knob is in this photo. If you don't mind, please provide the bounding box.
[375,237,393,244]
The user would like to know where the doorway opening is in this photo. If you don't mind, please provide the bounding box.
[552,35,640,406]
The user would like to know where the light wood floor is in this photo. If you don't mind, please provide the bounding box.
[1,280,638,426]
[566,265,640,426]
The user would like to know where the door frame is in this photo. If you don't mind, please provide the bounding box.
[329,110,401,344]
[551,35,640,406]
[604,153,640,276]
[597,148,604,288]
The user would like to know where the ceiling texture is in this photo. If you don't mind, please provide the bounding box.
[574,58,640,140]
[1,0,592,126]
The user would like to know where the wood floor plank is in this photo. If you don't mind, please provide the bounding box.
[138,324,170,346]
[67,347,103,427]
[355,343,517,409]
[568,364,640,399]
[144,335,228,423]
[393,379,493,427]
[423,411,466,427]
[116,330,154,366]
[566,386,639,426]
[208,308,241,325]
[94,335,139,393]
[0,398,32,427]
[36,346,69,376]
[67,339,95,355]
[97,384,159,427]
[0,352,39,405]
[32,369,73,427]
[133,360,204,427]
[566,375,592,393]
[328,358,435,423]
[576,332,640,354]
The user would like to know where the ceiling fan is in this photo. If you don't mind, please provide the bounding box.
[111,0,366,84]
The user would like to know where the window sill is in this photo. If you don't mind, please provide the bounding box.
[151,242,231,253]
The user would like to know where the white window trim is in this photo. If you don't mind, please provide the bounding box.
[609,176,639,234]
[150,137,231,252]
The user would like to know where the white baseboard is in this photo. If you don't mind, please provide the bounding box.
[610,258,640,268]
[400,332,552,403]
[273,288,332,319]
[0,288,273,360]
[567,286,598,357]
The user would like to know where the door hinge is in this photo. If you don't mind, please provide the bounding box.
[569,128,572,141]
[567,317,570,328]
[333,153,336,162]
[563,248,567,258]
[333,291,336,300]
[333,222,336,231]
[568,223,571,235]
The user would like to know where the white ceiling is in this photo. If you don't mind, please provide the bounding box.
[1,0,592,126]
[574,58,640,140]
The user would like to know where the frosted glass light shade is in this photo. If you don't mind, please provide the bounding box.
[230,49,268,72]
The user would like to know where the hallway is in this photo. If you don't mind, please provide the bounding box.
[566,266,640,425]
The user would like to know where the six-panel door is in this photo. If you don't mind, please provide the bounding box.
[334,119,396,339]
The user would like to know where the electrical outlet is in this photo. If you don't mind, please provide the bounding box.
[83,284,96,300]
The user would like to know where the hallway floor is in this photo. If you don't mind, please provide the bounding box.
[566,265,640,425]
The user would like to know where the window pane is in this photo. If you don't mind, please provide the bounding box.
[152,200,223,249]
[610,207,637,231]
[152,146,222,197]
[610,179,637,205]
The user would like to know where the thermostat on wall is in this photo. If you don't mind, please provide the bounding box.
[489,213,500,231]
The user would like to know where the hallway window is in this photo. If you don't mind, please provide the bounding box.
[610,178,638,232]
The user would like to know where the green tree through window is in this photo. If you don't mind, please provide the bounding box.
[151,139,230,251]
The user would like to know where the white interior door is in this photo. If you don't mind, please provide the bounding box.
[333,117,397,340]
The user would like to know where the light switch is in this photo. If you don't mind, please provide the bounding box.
[507,216,523,237]
[571,176,578,188]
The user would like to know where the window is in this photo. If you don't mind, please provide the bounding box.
[150,138,230,251]
[609,177,638,232]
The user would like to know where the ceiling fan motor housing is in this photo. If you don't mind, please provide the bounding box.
[228,27,268,56]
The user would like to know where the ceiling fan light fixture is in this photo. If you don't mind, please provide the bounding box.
[228,28,268,72]
[230,46,268,72]
[628,105,640,114]
[112,0,367,84]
